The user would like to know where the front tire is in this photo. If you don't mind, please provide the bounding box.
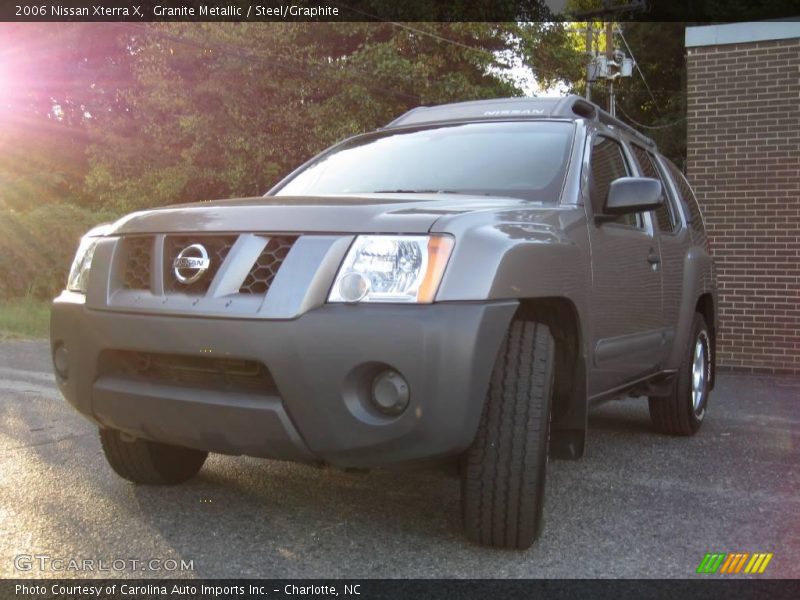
[99,428,208,485]
[460,319,555,549]
[648,313,712,436]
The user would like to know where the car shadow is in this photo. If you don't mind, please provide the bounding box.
[586,398,658,435]
[126,455,468,576]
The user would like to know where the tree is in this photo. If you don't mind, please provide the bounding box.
[0,23,134,211]
[561,2,691,164]
[607,22,688,166]
[85,22,537,211]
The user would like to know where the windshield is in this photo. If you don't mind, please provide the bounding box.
[274,121,574,202]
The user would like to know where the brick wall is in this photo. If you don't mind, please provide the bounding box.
[686,37,800,374]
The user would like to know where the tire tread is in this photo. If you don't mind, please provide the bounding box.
[649,313,709,436]
[461,319,554,549]
[100,428,207,485]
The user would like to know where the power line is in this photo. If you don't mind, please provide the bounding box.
[373,18,571,91]
[116,21,572,109]
[333,2,487,54]
[616,102,686,130]
[332,3,573,88]
[616,25,661,114]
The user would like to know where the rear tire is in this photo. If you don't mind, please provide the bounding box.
[99,428,208,485]
[648,313,711,436]
[460,319,555,549]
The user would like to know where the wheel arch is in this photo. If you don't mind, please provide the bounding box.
[695,292,717,390]
[666,248,717,379]
[517,297,588,460]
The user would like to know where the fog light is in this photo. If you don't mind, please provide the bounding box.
[371,370,409,415]
[53,343,69,379]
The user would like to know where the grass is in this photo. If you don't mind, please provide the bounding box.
[0,297,51,339]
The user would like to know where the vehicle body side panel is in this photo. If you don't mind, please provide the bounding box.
[433,207,591,355]
[664,247,717,371]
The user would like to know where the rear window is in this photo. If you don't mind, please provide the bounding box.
[274,121,574,202]
[663,159,704,232]
[631,145,679,233]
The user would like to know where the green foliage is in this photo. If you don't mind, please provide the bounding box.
[610,22,688,166]
[516,22,585,92]
[552,17,688,164]
[302,23,523,148]
[0,119,89,211]
[0,205,114,299]
[0,297,51,339]
[0,24,135,212]
[85,23,526,212]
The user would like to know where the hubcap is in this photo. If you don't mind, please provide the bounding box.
[692,331,709,413]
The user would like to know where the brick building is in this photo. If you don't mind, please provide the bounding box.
[685,22,800,374]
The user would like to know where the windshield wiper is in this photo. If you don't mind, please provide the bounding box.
[370,189,464,194]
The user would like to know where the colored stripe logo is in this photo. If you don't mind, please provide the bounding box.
[697,552,773,574]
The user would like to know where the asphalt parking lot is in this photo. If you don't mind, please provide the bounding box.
[1,339,798,579]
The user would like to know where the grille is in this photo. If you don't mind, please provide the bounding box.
[164,235,236,294]
[118,233,296,297]
[99,350,278,396]
[240,236,297,294]
[122,236,153,290]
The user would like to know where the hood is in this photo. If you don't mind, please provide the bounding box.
[108,194,534,235]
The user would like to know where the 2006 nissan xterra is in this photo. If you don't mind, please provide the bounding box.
[51,95,717,549]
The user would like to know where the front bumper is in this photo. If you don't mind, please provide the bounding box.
[50,297,517,467]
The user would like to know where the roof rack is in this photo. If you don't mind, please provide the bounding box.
[384,94,655,147]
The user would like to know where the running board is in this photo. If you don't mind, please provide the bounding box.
[627,371,678,398]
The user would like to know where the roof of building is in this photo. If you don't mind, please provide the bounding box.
[686,20,800,47]
[384,94,656,147]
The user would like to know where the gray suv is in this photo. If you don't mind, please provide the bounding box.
[51,95,717,549]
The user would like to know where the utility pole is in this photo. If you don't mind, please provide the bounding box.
[585,25,593,101]
[570,1,643,113]
[606,20,616,116]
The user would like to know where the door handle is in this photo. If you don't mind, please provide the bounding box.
[647,250,661,264]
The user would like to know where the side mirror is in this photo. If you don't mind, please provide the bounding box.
[603,177,663,215]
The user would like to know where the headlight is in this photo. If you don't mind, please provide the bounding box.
[66,225,110,293]
[66,236,98,294]
[329,235,454,304]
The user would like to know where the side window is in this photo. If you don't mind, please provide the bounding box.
[589,136,640,228]
[664,159,703,232]
[631,145,678,233]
